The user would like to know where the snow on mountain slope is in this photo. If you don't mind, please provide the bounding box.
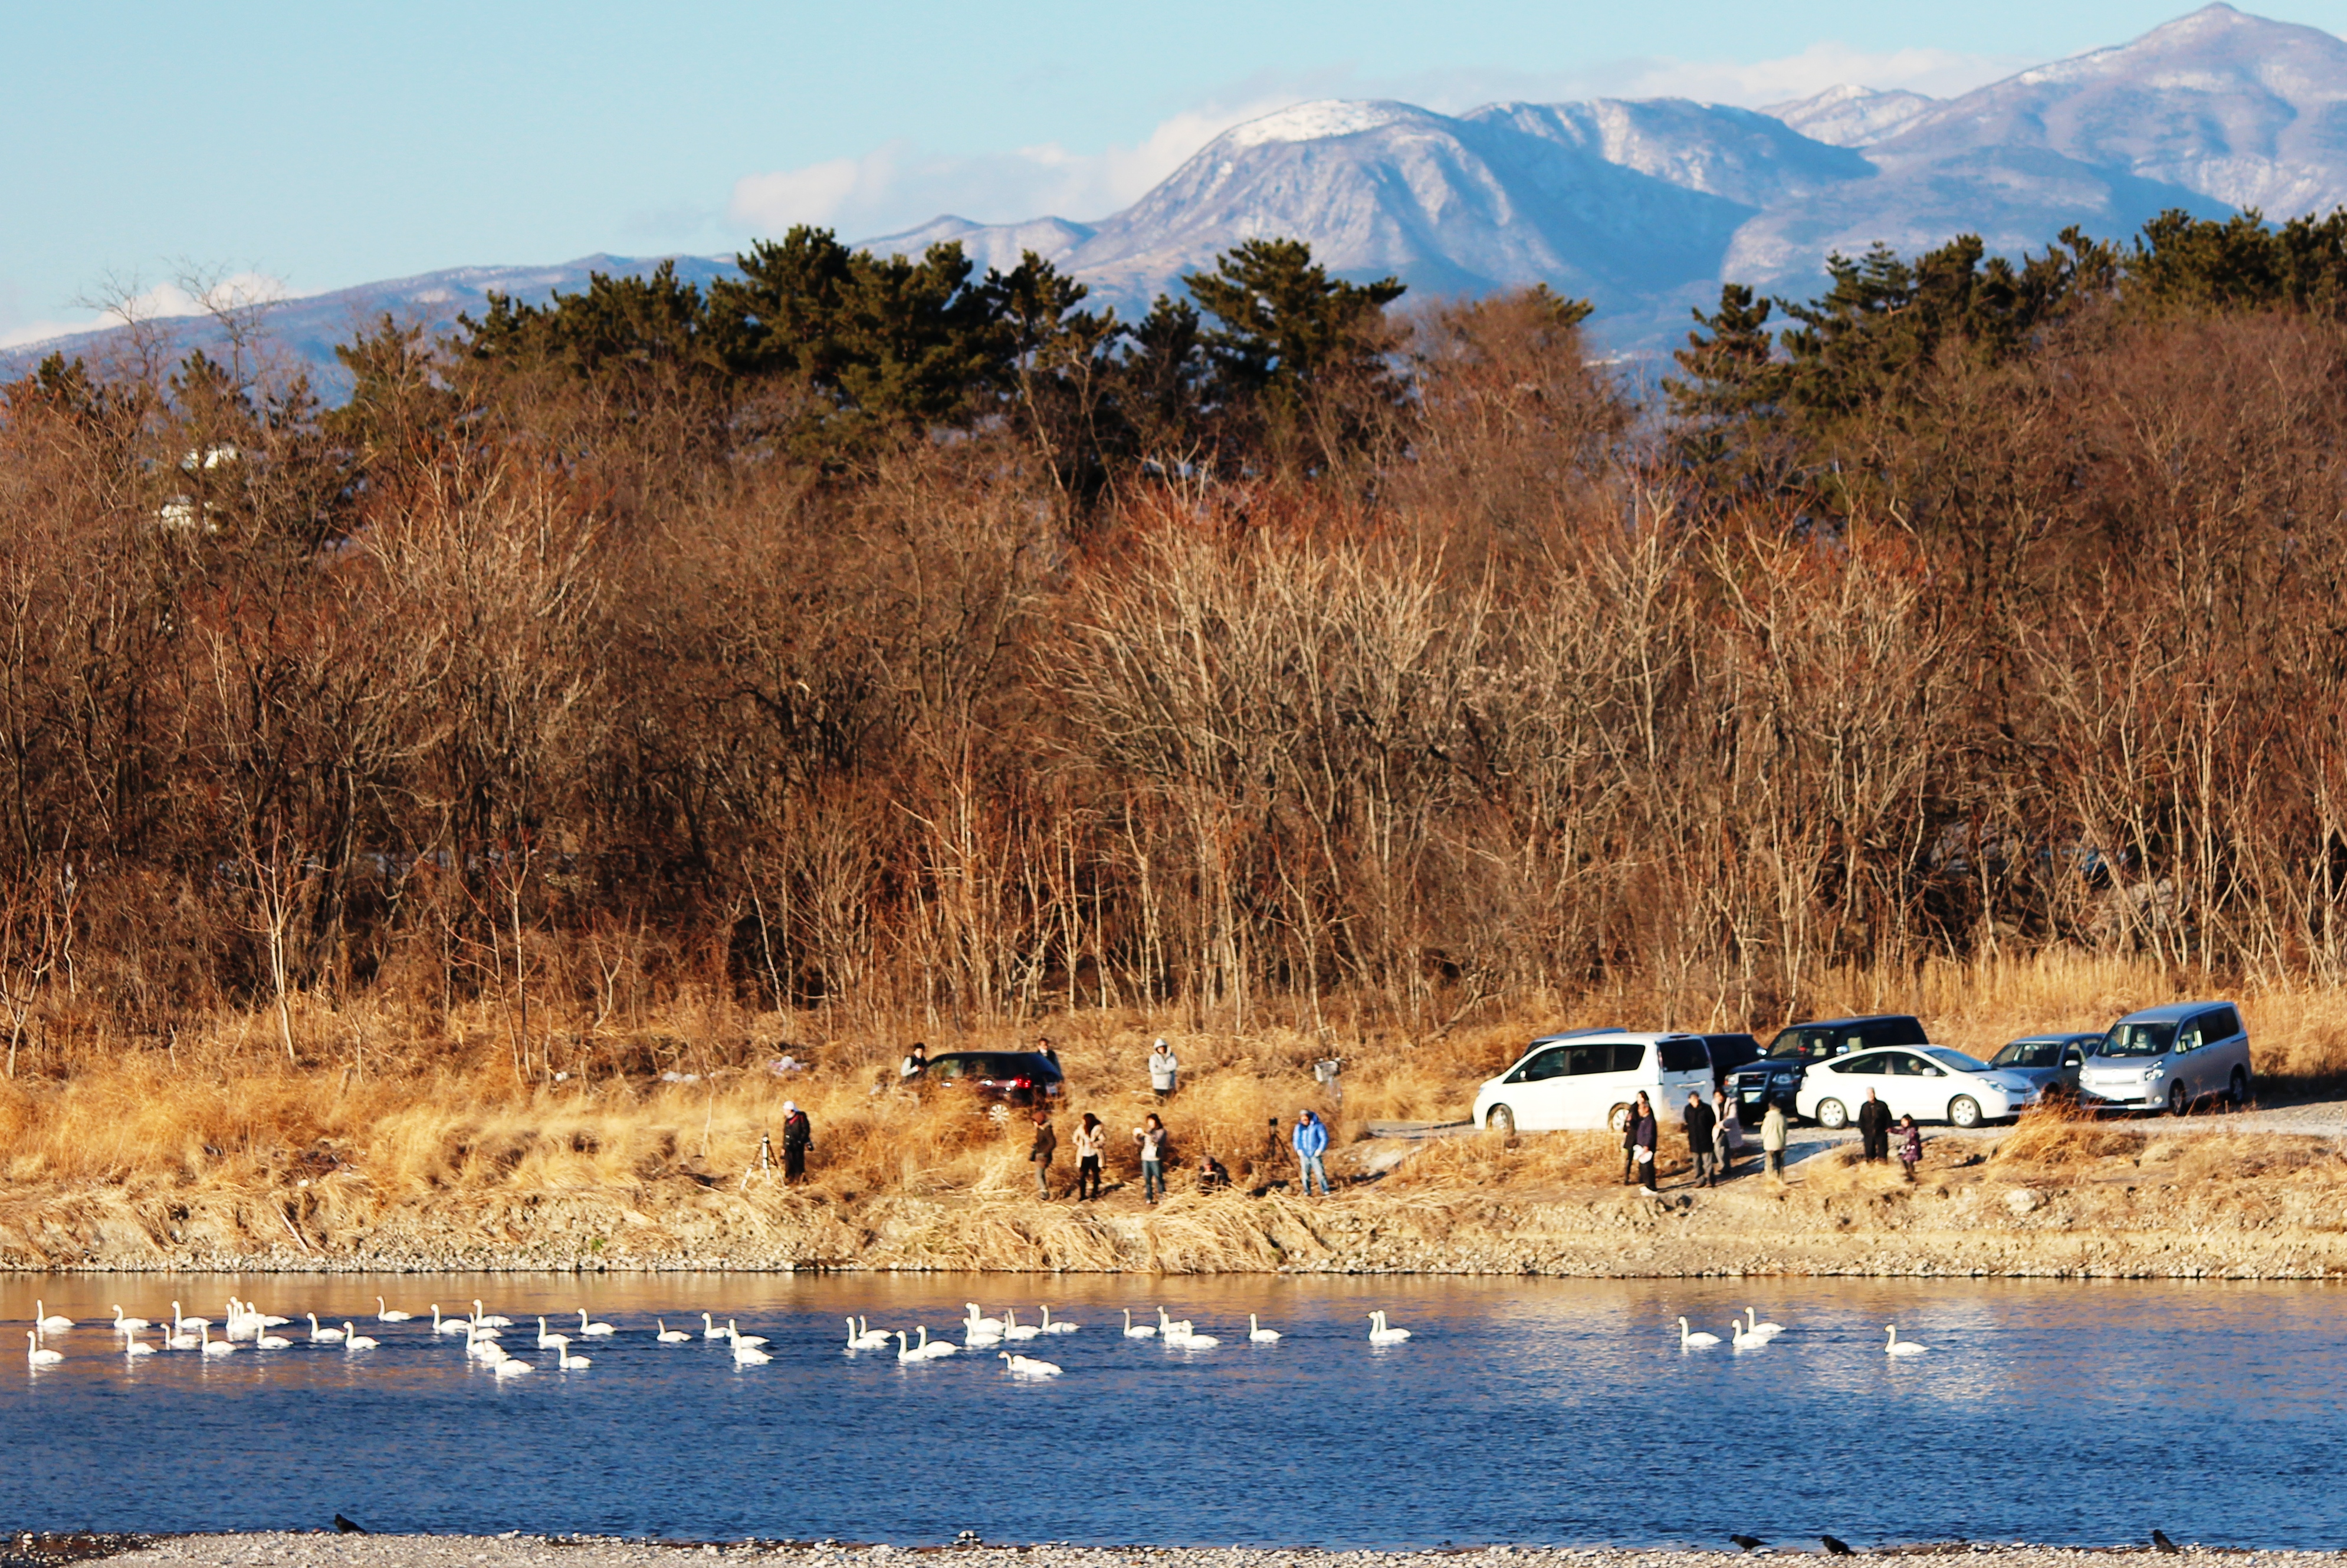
[1763,84,1939,148]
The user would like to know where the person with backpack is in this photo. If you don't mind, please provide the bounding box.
[1292,1108,1331,1196]
[781,1102,813,1183]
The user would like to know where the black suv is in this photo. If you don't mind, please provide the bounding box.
[1727,1015,1929,1125]
[913,1050,1065,1106]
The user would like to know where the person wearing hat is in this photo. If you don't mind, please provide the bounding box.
[1148,1038,1179,1100]
[781,1100,813,1183]
[1292,1108,1330,1196]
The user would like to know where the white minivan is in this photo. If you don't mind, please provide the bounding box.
[1472,1030,1716,1135]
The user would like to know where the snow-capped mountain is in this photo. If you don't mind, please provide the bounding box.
[10,4,2345,381]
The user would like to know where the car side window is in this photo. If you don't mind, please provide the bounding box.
[1613,1042,1650,1074]
[1838,1055,1885,1074]
[1888,1054,1936,1077]
[2204,1007,2243,1043]
[932,1058,963,1080]
[2061,1046,2085,1068]
[1509,1047,1570,1083]
[2175,1020,2202,1053]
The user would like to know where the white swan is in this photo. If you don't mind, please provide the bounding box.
[1746,1307,1785,1339]
[344,1323,380,1351]
[556,1345,592,1369]
[536,1316,564,1348]
[1039,1306,1078,1334]
[1122,1309,1157,1339]
[658,1320,692,1344]
[199,1324,235,1357]
[701,1313,729,1340]
[894,1331,925,1364]
[123,1333,156,1357]
[576,1309,615,1338]
[375,1297,413,1323]
[1678,1316,1722,1349]
[1249,1314,1281,1343]
[1002,1309,1041,1342]
[431,1306,471,1336]
[251,1306,290,1327]
[493,1356,533,1378]
[170,1303,209,1331]
[254,1328,293,1349]
[732,1340,772,1366]
[726,1319,766,1348]
[915,1326,957,1359]
[34,1301,72,1333]
[998,1350,1063,1376]
[964,1303,1006,1334]
[1157,1307,1193,1340]
[472,1300,514,1329]
[1731,1318,1766,1349]
[849,1317,892,1350]
[27,1331,61,1367]
[1368,1310,1412,1345]
[163,1326,198,1350]
[309,1314,346,1343]
[111,1307,149,1333]
[1885,1324,1927,1356]
[1175,1330,1220,1347]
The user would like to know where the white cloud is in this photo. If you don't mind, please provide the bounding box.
[0,272,295,353]
[1601,42,2029,107]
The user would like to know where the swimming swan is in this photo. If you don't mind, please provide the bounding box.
[1039,1306,1079,1334]
[34,1302,71,1333]
[1122,1309,1157,1339]
[123,1333,156,1357]
[894,1331,925,1364]
[1885,1325,1927,1356]
[1157,1308,1194,1340]
[732,1340,773,1366]
[1249,1314,1281,1343]
[171,1303,209,1331]
[1002,1309,1041,1342]
[659,1320,692,1344]
[309,1314,346,1343]
[493,1356,533,1378]
[471,1300,514,1329]
[164,1326,199,1350]
[1746,1307,1785,1339]
[1368,1311,1412,1346]
[1731,1318,1766,1349]
[537,1316,564,1348]
[964,1303,1006,1334]
[576,1309,616,1338]
[254,1328,293,1350]
[998,1351,1063,1376]
[726,1320,767,1349]
[431,1306,472,1336]
[344,1324,380,1351]
[111,1307,149,1333]
[847,1317,891,1350]
[1679,1316,1723,1349]
[914,1326,958,1359]
[375,1297,413,1323]
[556,1345,592,1369]
[701,1313,730,1340]
[27,1332,61,1367]
[199,1324,235,1357]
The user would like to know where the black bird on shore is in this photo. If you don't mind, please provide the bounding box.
[332,1516,368,1536]
[1820,1536,1854,1557]
[1732,1537,1767,1553]
[2152,1531,2180,1554]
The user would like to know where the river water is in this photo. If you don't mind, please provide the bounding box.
[0,1273,2337,1547]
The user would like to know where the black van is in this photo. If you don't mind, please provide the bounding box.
[1727,1014,1928,1124]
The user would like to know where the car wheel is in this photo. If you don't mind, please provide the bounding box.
[1485,1104,1515,1138]
[1815,1097,1849,1130]
[1948,1095,1982,1129]
[1607,1102,1631,1135]
[2228,1067,2249,1110]
[2168,1082,2190,1117]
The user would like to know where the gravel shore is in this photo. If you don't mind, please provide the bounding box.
[1,1537,2306,1568]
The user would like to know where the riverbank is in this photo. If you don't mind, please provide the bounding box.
[2,1534,2314,1568]
[6,1116,2346,1277]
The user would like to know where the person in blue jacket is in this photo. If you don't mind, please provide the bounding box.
[1292,1108,1331,1196]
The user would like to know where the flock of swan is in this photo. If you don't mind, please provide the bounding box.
[18,1296,1416,1380]
[1674,1309,1928,1357]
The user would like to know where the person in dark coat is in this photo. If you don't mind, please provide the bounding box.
[781,1102,813,1182]
[1028,1107,1058,1198]
[1856,1088,1893,1162]
[1897,1114,1923,1181]
[1627,1092,1659,1190]
[1683,1089,1719,1188]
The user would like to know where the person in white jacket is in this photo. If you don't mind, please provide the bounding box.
[1148,1038,1179,1099]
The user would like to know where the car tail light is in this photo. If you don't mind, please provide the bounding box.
[1010,1077,1033,1089]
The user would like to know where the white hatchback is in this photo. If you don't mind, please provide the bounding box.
[1472,1031,1716,1135]
[1794,1046,2040,1130]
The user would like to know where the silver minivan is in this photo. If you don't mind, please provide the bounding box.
[2076,1001,2252,1115]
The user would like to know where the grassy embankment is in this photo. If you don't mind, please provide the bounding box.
[4,949,2347,1274]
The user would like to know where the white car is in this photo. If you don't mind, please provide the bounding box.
[1794,1046,2040,1130]
[1471,1031,1716,1135]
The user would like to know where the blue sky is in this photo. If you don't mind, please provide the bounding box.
[6,0,2347,344]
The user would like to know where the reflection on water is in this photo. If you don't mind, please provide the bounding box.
[1,1273,2341,1546]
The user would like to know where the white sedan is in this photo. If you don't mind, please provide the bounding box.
[1794,1046,2041,1130]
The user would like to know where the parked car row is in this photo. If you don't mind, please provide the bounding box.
[1473,1001,2253,1136]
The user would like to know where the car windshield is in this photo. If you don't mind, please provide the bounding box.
[2099,1023,2177,1058]
[1764,1027,1839,1061]
[1926,1048,1988,1073]
[1990,1040,2063,1069]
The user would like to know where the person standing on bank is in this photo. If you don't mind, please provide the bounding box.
[1148,1038,1179,1100]
[1897,1113,1923,1182]
[1028,1106,1058,1199]
[1293,1107,1331,1196]
[1761,1097,1788,1181]
[781,1101,813,1183]
[1135,1112,1170,1204]
[1073,1112,1105,1200]
[1628,1092,1659,1191]
[1711,1087,1741,1180]
[1856,1087,1892,1162]
[1683,1089,1718,1188]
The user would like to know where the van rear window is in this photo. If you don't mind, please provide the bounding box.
[1657,1036,1711,1073]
